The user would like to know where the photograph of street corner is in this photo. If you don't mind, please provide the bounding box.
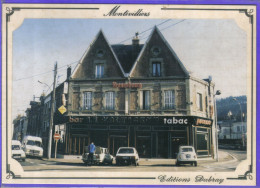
[11,18,247,172]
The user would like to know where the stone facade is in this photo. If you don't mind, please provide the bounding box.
[55,26,217,158]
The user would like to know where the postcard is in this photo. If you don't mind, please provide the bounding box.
[1,3,257,186]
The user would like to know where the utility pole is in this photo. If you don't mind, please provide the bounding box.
[47,62,57,159]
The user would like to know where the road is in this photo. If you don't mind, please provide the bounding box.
[18,149,246,172]
[221,149,247,161]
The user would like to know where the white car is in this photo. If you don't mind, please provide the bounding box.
[116,147,139,166]
[176,146,197,166]
[22,136,43,158]
[11,140,26,161]
[82,146,113,165]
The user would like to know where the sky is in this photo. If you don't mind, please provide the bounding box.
[12,19,247,119]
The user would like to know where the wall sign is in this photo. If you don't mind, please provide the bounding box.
[112,82,142,89]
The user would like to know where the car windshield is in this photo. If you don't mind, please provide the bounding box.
[181,148,193,152]
[118,148,134,154]
[27,140,42,147]
[35,141,42,147]
[12,145,20,150]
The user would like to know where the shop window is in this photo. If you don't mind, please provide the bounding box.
[196,93,203,111]
[164,90,175,109]
[95,64,104,78]
[83,92,92,110]
[152,62,161,77]
[105,92,115,110]
[142,91,150,110]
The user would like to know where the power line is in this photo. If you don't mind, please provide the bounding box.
[139,19,186,41]
[13,60,79,82]
[118,19,171,44]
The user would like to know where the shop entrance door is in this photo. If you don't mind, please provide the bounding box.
[110,135,128,156]
[157,132,168,158]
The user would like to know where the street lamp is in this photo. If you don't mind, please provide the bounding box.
[227,110,233,139]
[214,90,221,162]
[38,80,52,93]
[233,98,245,147]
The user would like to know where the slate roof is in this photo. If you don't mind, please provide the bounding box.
[111,44,144,74]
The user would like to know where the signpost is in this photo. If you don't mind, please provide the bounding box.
[53,133,61,159]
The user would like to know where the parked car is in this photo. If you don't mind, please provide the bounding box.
[22,136,43,158]
[176,146,197,166]
[11,140,26,161]
[82,146,113,165]
[116,147,139,166]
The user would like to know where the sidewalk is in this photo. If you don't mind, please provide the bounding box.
[42,150,236,165]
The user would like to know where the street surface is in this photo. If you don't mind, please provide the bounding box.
[18,149,246,172]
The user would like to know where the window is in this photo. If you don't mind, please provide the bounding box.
[95,64,104,78]
[152,62,161,77]
[237,126,240,132]
[83,92,92,110]
[142,91,150,110]
[196,93,203,111]
[164,90,175,109]
[105,92,115,110]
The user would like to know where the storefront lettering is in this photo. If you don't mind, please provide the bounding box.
[112,82,142,89]
[67,116,213,126]
[164,117,188,125]
[69,116,84,123]
[196,118,212,126]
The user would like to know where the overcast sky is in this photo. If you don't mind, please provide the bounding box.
[12,18,247,119]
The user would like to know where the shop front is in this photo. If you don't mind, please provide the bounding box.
[57,116,213,158]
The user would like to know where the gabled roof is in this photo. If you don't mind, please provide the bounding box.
[111,44,144,74]
[129,26,189,77]
[72,27,189,79]
[71,30,125,78]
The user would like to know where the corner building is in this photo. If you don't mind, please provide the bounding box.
[60,27,216,158]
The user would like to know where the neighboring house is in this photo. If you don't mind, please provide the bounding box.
[52,26,217,158]
[12,115,28,142]
[26,96,44,137]
[218,121,247,140]
[42,82,66,157]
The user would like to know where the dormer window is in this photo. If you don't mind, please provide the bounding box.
[95,64,104,78]
[152,62,161,77]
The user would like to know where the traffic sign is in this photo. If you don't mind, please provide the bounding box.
[58,105,67,115]
[53,133,61,140]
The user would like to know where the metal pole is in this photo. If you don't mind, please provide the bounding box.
[47,62,57,159]
[214,95,219,162]
[55,140,57,159]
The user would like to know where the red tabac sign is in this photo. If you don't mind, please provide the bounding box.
[113,82,142,89]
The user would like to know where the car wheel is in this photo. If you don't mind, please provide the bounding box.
[194,162,197,167]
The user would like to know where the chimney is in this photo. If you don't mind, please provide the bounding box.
[67,66,71,80]
[132,32,139,46]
